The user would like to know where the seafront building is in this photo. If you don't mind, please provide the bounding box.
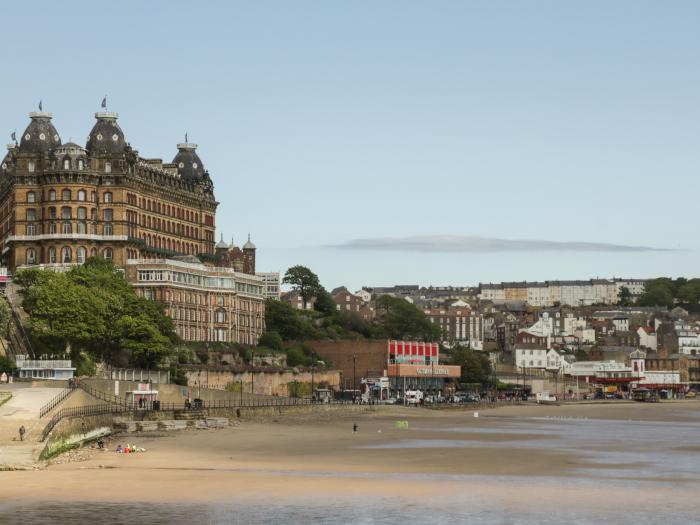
[1,106,266,344]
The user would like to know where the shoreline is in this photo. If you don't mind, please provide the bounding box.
[1,402,699,507]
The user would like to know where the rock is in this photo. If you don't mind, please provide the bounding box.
[205,417,229,428]
[135,421,158,432]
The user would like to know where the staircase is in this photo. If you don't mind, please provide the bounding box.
[3,282,34,359]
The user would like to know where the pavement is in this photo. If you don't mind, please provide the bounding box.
[0,384,64,468]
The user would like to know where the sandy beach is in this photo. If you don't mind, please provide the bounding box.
[2,401,699,523]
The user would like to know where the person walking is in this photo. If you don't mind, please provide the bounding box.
[19,425,25,442]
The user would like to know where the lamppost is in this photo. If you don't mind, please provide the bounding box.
[352,354,357,403]
[250,349,255,395]
[311,363,315,402]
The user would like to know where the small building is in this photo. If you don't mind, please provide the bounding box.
[15,356,75,380]
[125,383,159,409]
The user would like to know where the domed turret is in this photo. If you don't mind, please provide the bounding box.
[1,144,15,175]
[18,112,61,154]
[55,142,88,171]
[172,142,205,181]
[86,112,126,155]
[215,234,229,250]
[243,234,256,250]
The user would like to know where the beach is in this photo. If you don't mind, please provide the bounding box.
[1,402,699,523]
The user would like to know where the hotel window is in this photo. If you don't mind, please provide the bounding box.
[104,162,111,173]
[61,247,72,263]
[103,247,113,260]
[26,191,35,203]
[77,190,86,202]
[103,192,113,203]
[26,248,36,265]
[28,161,35,172]
[49,222,57,234]
[61,207,71,220]
[49,247,56,264]
[215,309,226,323]
[63,159,71,170]
[62,222,72,234]
[78,159,84,170]
[62,189,71,201]
[77,247,86,264]
[48,189,56,201]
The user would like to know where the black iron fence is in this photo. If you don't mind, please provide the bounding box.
[40,403,131,441]
[79,382,128,407]
[39,386,76,418]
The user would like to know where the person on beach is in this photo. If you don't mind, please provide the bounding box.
[353,423,357,433]
[19,425,25,441]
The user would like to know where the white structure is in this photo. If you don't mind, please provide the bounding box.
[638,371,681,387]
[676,325,700,355]
[636,326,657,350]
[516,348,548,369]
[256,272,281,300]
[479,284,505,302]
[355,289,372,303]
[612,316,630,332]
[574,327,596,344]
[15,356,75,380]
[546,349,571,372]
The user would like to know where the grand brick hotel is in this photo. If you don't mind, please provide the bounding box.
[0,107,266,344]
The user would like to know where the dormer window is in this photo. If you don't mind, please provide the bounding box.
[63,159,71,170]
[27,161,35,173]
[78,159,84,170]
[104,162,111,173]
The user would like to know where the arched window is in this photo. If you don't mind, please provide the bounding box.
[78,159,84,170]
[61,207,71,219]
[103,247,113,260]
[26,248,36,265]
[61,246,72,263]
[77,190,86,202]
[103,192,112,203]
[48,189,56,201]
[77,247,87,264]
[62,189,71,201]
[49,247,57,264]
[26,191,35,203]
[63,158,71,170]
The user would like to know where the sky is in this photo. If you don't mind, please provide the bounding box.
[2,1,699,290]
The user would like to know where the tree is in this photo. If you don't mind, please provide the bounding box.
[264,298,313,340]
[313,290,337,316]
[374,296,442,341]
[16,259,176,369]
[450,346,492,386]
[617,286,632,306]
[637,280,674,308]
[282,266,324,310]
[258,330,283,351]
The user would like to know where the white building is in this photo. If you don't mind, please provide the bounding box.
[15,356,75,380]
[256,272,281,300]
[637,326,657,350]
[479,284,505,303]
[516,348,548,369]
[355,289,372,303]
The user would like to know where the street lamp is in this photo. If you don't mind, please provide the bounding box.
[311,363,315,402]
[250,349,255,395]
[353,354,357,403]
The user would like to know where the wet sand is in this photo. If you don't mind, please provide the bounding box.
[1,402,699,523]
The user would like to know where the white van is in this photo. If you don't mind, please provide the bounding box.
[405,390,423,405]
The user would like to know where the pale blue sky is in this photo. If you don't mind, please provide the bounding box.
[2,1,698,290]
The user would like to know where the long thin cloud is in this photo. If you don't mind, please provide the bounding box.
[328,235,672,253]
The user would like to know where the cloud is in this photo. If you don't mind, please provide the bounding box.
[328,235,672,253]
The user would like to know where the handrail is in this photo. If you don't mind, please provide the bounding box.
[39,386,76,418]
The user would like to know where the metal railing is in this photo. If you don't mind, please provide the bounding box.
[39,386,76,418]
[79,382,128,407]
[41,403,131,441]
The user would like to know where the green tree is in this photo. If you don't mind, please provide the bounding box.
[374,296,442,341]
[282,265,324,310]
[617,286,632,306]
[313,289,336,316]
[264,298,313,340]
[450,346,492,386]
[637,280,674,308]
[258,330,284,351]
[16,259,176,370]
